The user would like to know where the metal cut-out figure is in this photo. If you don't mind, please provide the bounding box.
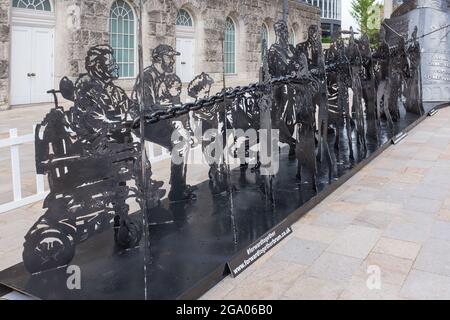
[329,35,354,159]
[23,45,149,274]
[347,27,367,156]
[292,48,319,190]
[189,73,230,195]
[297,25,334,182]
[359,33,378,139]
[373,26,394,128]
[405,26,424,116]
[387,37,410,122]
[133,44,196,202]
[268,20,298,158]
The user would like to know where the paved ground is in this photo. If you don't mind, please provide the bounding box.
[1,105,450,299]
[201,107,450,300]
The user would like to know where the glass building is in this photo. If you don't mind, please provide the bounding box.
[303,0,342,38]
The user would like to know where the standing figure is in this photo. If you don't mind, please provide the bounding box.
[325,32,340,132]
[133,44,196,202]
[268,20,298,158]
[297,25,334,182]
[188,73,229,195]
[387,37,410,122]
[405,26,424,116]
[347,27,366,155]
[293,49,319,190]
[333,36,354,159]
[359,33,378,139]
[373,26,394,128]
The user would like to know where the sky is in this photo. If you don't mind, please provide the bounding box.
[341,0,383,32]
[341,0,358,31]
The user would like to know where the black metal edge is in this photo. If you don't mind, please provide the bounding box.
[180,106,449,300]
[0,282,41,300]
[0,283,13,297]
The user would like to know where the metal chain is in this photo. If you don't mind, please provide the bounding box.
[131,23,450,129]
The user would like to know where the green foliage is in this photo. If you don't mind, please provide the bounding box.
[350,0,383,47]
[321,36,331,44]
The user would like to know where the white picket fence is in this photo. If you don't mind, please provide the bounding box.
[0,128,171,214]
[0,128,47,214]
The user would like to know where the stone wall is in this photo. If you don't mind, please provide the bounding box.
[0,0,10,110]
[66,0,320,90]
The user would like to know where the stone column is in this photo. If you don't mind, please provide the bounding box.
[0,0,10,111]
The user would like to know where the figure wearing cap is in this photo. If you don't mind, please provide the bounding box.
[133,44,181,111]
[133,44,197,202]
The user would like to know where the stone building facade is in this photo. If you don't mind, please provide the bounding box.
[0,0,320,110]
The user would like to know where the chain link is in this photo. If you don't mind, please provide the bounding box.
[131,69,350,129]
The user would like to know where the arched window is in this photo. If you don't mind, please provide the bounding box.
[12,0,52,11]
[224,17,236,74]
[261,23,269,61]
[109,0,136,78]
[176,9,193,27]
[289,28,296,46]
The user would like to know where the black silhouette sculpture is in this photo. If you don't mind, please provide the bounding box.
[405,26,424,116]
[347,27,367,156]
[24,45,151,274]
[133,44,196,202]
[329,34,354,159]
[359,33,378,139]
[21,22,426,279]
[188,73,230,195]
[297,25,334,182]
[292,48,320,190]
[268,20,298,158]
[387,37,410,122]
[373,25,394,128]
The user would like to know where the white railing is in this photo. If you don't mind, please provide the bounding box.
[0,128,48,214]
[0,129,171,214]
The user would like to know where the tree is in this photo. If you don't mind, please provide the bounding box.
[350,0,383,45]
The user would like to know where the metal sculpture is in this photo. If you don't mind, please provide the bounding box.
[22,21,428,277]
[373,25,394,128]
[328,34,354,159]
[292,48,319,190]
[359,33,378,139]
[268,20,298,158]
[347,27,367,156]
[23,45,149,274]
[297,25,334,182]
[189,73,230,195]
[387,36,410,122]
[133,44,196,202]
[405,26,424,116]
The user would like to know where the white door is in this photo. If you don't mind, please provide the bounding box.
[11,26,54,105]
[176,38,195,83]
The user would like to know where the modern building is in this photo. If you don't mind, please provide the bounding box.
[384,0,407,18]
[303,0,341,38]
[0,0,320,111]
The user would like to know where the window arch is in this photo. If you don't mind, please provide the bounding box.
[261,23,269,60]
[176,9,193,27]
[224,17,236,74]
[109,0,136,78]
[289,28,296,45]
[12,0,52,11]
